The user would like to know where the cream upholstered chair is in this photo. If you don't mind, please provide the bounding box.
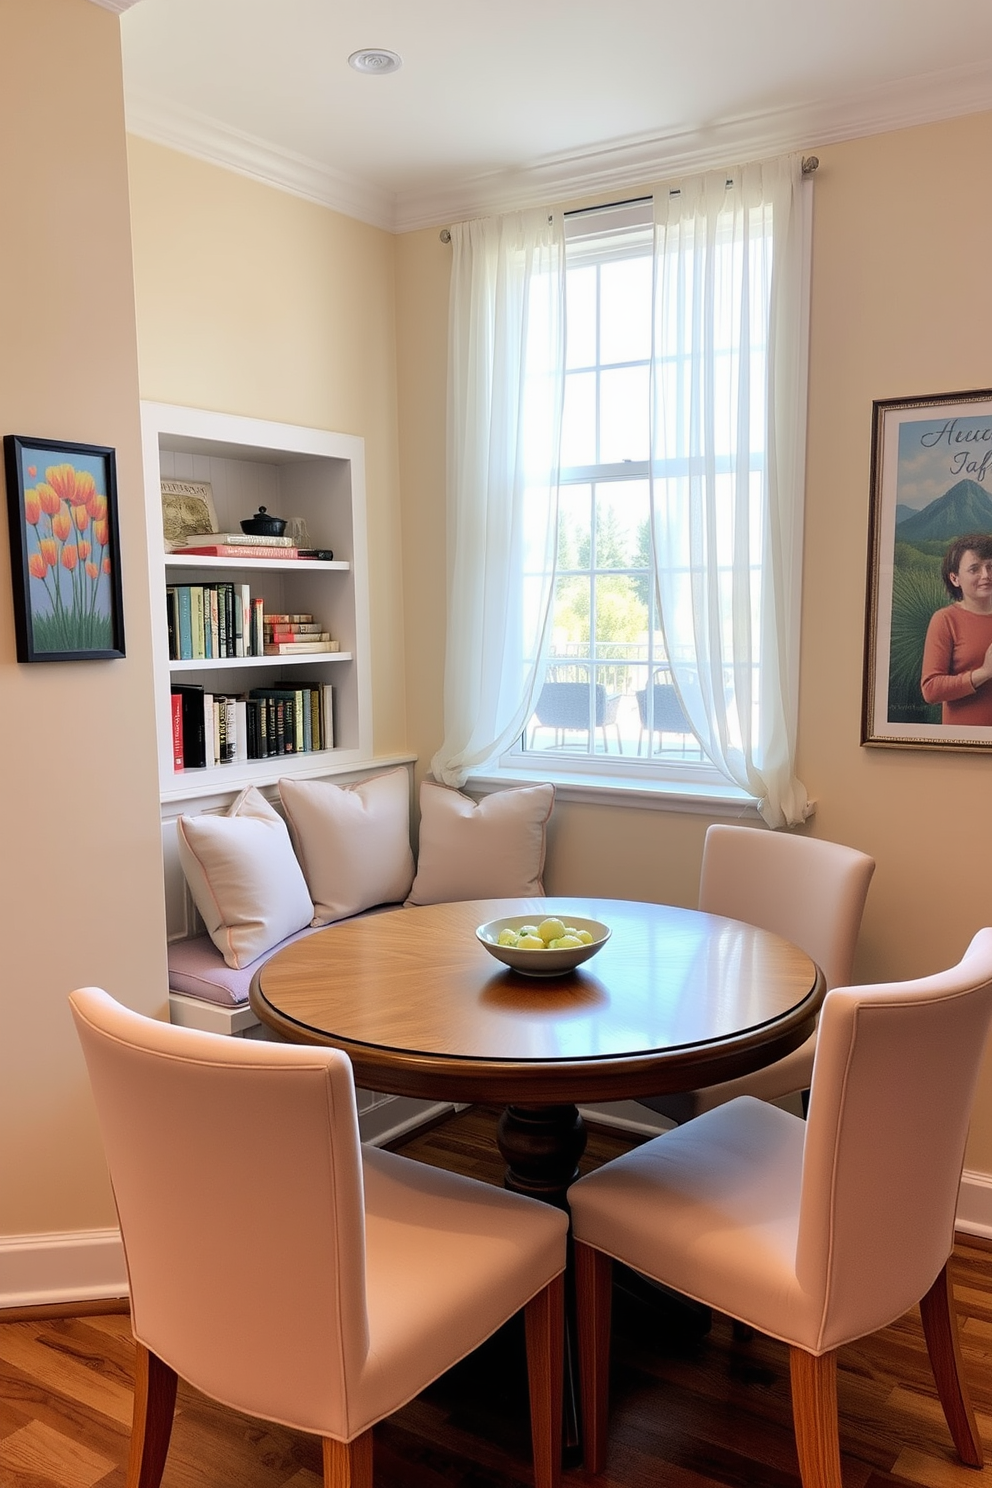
[69,988,567,1488]
[639,824,875,1123]
[570,929,992,1486]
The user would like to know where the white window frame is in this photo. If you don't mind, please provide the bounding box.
[497,200,755,802]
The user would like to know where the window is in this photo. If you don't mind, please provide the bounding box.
[511,202,718,780]
[438,159,810,827]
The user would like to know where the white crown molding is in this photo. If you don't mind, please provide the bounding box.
[124,88,397,232]
[399,56,992,231]
[89,0,143,12]
[125,56,992,235]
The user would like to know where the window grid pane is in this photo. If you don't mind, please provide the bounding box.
[524,225,777,769]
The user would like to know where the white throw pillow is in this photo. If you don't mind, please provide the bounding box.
[406,781,555,906]
[176,786,314,970]
[279,769,415,925]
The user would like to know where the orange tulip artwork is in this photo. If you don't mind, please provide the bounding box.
[4,436,124,661]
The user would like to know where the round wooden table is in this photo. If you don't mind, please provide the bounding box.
[251,896,824,1207]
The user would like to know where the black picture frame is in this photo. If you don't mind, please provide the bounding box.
[3,434,126,662]
[862,388,992,749]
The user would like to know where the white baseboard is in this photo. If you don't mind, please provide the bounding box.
[360,1098,454,1148]
[578,1099,674,1136]
[6,1123,989,1312]
[956,1169,992,1240]
[0,1228,128,1310]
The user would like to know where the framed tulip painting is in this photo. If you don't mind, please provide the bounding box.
[863,388,992,750]
[3,435,126,662]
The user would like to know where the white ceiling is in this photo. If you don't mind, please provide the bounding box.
[118,0,992,233]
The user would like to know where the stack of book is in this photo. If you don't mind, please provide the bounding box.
[167,584,266,659]
[170,682,335,769]
[171,531,299,560]
[263,614,340,656]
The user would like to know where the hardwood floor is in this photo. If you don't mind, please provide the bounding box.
[2,1104,991,1488]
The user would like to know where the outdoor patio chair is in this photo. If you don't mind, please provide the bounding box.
[529,680,622,753]
[635,674,695,754]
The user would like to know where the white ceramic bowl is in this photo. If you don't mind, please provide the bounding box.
[475,915,611,977]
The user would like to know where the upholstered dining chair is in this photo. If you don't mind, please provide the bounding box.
[639,824,875,1124]
[69,987,567,1488]
[570,928,992,1486]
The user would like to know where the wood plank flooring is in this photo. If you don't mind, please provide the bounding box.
[2,1104,991,1488]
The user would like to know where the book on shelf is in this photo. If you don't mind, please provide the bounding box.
[176,544,299,560]
[203,691,215,768]
[245,683,335,757]
[176,586,193,659]
[235,696,248,761]
[165,586,178,659]
[248,689,294,754]
[172,682,335,764]
[263,640,340,654]
[235,583,250,657]
[174,531,297,548]
[322,682,334,749]
[170,684,206,769]
[264,613,314,623]
[250,597,265,657]
[170,691,184,771]
[190,586,205,660]
[262,620,326,634]
[264,629,331,643]
[168,581,259,659]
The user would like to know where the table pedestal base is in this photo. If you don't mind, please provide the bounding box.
[497,1103,587,1208]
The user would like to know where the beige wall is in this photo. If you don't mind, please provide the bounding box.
[126,138,408,753]
[0,0,166,1235]
[395,113,992,1173]
[802,113,992,1168]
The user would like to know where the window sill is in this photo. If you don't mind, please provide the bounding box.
[466,763,766,817]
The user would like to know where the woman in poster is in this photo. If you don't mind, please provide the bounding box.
[921,532,992,725]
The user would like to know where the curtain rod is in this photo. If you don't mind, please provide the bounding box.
[439,157,819,242]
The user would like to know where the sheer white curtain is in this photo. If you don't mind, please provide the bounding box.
[431,210,566,786]
[649,154,810,827]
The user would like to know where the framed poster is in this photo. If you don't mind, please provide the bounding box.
[863,389,992,749]
[3,435,126,662]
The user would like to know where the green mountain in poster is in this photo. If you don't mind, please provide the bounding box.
[896,479,992,542]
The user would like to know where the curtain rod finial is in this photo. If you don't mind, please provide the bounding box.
[440,228,452,244]
[802,155,819,176]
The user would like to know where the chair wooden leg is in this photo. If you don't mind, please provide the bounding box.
[524,1273,564,1488]
[322,1430,373,1488]
[920,1260,984,1468]
[789,1347,843,1488]
[574,1241,612,1476]
[126,1343,178,1488]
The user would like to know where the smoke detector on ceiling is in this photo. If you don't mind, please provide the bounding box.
[349,49,402,75]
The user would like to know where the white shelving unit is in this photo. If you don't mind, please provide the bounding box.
[141,403,374,803]
[144,405,430,1154]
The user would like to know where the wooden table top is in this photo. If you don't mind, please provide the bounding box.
[250,897,825,1104]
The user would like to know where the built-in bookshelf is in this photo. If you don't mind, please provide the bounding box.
[142,403,374,803]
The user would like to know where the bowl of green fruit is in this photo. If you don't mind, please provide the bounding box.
[475,914,611,977]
